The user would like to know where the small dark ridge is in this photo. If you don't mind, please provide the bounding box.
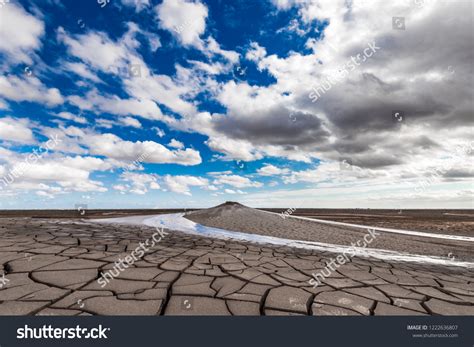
[216,201,245,207]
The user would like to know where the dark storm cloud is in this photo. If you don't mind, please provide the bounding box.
[213,107,331,146]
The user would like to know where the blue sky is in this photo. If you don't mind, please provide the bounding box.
[0,0,472,209]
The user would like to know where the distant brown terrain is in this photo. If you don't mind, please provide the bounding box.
[0,209,188,219]
[268,209,474,237]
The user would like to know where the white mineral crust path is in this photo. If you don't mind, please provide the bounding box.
[93,213,474,269]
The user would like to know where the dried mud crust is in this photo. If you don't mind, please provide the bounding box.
[0,217,473,316]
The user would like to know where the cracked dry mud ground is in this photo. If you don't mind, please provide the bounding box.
[0,218,473,316]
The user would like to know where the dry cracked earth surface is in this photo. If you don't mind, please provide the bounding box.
[0,218,473,316]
